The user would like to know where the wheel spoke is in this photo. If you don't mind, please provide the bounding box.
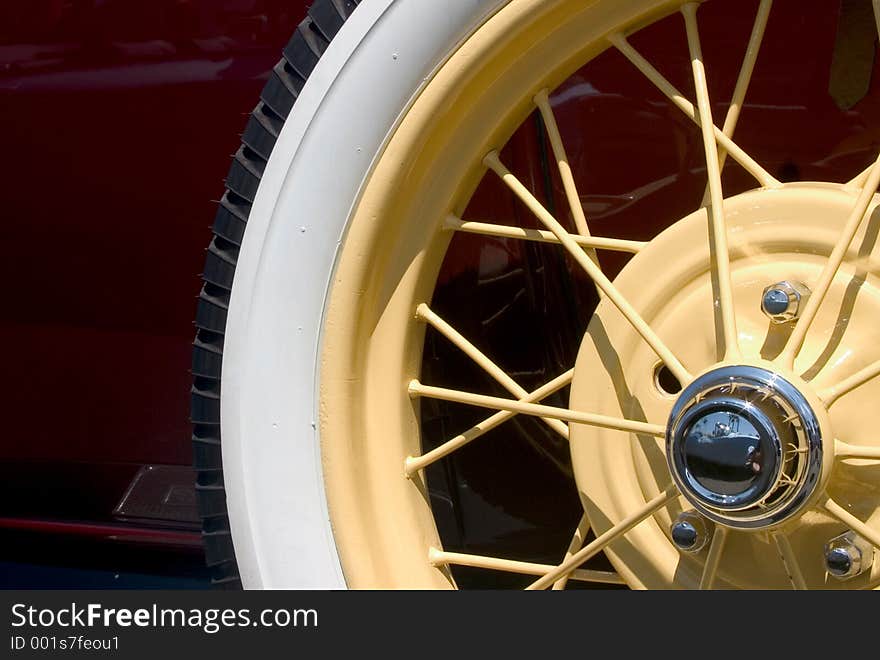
[428,547,625,585]
[874,0,880,40]
[409,380,666,436]
[404,370,573,475]
[683,2,740,361]
[416,303,568,439]
[823,497,880,550]
[702,0,772,202]
[779,153,880,370]
[446,215,646,253]
[484,151,691,385]
[772,531,807,590]
[525,485,678,590]
[533,90,593,245]
[845,162,872,190]
[552,513,591,590]
[608,32,781,189]
[819,358,880,406]
[835,439,880,461]
[698,526,728,589]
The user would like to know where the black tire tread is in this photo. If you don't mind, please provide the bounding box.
[191,0,361,588]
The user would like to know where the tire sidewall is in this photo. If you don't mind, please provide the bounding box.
[221,0,507,589]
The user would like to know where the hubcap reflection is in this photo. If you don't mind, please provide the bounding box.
[667,366,824,529]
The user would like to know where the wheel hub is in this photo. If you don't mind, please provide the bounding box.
[568,183,877,588]
[667,365,823,528]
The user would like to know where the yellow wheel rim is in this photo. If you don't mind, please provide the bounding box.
[320,0,880,589]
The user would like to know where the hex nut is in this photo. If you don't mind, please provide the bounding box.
[761,281,811,323]
[670,511,713,554]
[824,531,874,580]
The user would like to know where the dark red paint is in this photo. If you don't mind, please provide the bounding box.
[0,0,309,581]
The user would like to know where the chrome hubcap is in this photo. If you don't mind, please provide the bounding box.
[674,399,782,508]
[667,366,824,529]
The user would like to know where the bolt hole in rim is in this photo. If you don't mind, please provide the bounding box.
[654,363,683,397]
[319,0,880,589]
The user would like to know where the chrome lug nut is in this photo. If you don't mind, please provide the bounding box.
[670,511,713,553]
[761,281,811,324]
[824,531,874,580]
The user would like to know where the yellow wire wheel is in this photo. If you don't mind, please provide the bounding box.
[319,0,880,589]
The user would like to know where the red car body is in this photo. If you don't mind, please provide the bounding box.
[1,0,310,587]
